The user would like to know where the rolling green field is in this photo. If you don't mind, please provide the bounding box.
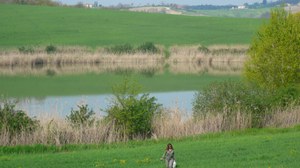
[0,4,264,48]
[1,126,299,168]
[0,73,240,97]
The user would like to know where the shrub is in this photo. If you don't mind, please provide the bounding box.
[140,68,157,77]
[31,58,45,68]
[45,45,57,54]
[18,46,34,54]
[106,44,134,54]
[66,104,95,128]
[163,48,171,59]
[192,81,300,128]
[137,42,159,54]
[0,101,39,135]
[198,45,209,54]
[46,69,56,76]
[105,79,161,139]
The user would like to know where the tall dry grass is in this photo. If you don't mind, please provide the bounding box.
[1,106,299,146]
[167,45,246,75]
[0,45,246,75]
[0,46,164,75]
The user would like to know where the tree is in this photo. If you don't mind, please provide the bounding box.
[66,104,95,128]
[262,0,267,5]
[105,79,161,140]
[244,8,300,89]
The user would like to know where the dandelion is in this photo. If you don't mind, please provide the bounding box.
[94,161,106,167]
[119,159,126,165]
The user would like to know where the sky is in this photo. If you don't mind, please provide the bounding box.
[59,0,268,6]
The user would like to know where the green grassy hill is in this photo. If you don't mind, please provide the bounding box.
[1,126,299,168]
[0,4,264,48]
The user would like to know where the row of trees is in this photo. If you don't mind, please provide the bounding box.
[0,0,60,6]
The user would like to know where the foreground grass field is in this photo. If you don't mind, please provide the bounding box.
[0,4,263,48]
[0,73,240,97]
[0,126,299,168]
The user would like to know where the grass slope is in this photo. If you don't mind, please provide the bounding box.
[0,4,263,48]
[0,73,240,97]
[0,126,299,167]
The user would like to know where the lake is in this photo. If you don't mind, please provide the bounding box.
[14,91,196,118]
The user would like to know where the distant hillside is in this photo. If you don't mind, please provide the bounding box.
[0,4,263,48]
[128,7,182,15]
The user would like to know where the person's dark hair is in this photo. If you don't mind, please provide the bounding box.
[166,143,174,150]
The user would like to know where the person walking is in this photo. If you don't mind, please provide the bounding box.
[161,143,176,168]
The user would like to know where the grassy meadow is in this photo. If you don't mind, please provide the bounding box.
[0,4,263,48]
[0,126,299,168]
[0,73,240,97]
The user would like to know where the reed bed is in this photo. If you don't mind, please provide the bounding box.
[0,47,164,75]
[0,45,247,75]
[1,106,299,146]
[0,61,164,76]
[167,45,246,75]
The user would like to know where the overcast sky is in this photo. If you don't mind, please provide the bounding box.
[59,0,271,6]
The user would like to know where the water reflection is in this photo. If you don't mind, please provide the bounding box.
[0,59,243,76]
[14,91,196,118]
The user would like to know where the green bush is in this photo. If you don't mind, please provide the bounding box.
[193,81,300,128]
[106,44,134,54]
[18,46,34,54]
[140,68,157,77]
[105,79,161,139]
[46,69,56,76]
[244,8,300,89]
[12,0,60,6]
[198,45,210,53]
[137,42,159,54]
[45,45,57,54]
[66,104,95,128]
[163,47,171,59]
[106,43,159,54]
[0,101,39,135]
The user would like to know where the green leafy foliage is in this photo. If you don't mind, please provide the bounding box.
[197,45,209,53]
[244,8,300,89]
[66,104,95,127]
[7,0,60,6]
[45,45,57,54]
[105,79,161,139]
[106,44,135,54]
[106,42,159,55]
[18,46,34,54]
[193,81,299,128]
[136,42,159,54]
[46,69,56,76]
[0,101,39,135]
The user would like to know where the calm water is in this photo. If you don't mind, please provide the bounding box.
[14,91,196,118]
